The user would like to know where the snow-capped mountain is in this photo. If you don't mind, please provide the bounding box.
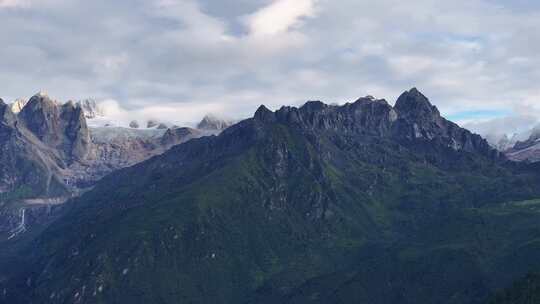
[485,133,525,152]
[76,99,105,119]
[197,114,234,131]
[505,126,540,162]
[0,92,227,200]
[480,124,540,163]
[0,92,213,242]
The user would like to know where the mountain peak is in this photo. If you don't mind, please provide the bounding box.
[36,90,48,97]
[27,91,58,109]
[197,113,233,131]
[254,105,275,122]
[394,88,440,119]
[31,90,55,102]
[301,100,326,111]
[18,92,90,161]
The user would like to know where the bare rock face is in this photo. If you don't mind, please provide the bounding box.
[69,126,206,187]
[0,98,68,198]
[70,128,164,187]
[18,94,90,162]
[18,93,63,147]
[129,120,140,128]
[61,101,91,161]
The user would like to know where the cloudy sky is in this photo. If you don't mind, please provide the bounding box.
[1,0,540,135]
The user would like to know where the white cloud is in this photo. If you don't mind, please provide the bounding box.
[244,0,317,36]
[0,0,29,8]
[1,0,540,137]
[96,99,225,127]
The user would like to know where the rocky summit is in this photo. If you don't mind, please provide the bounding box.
[255,88,497,159]
[18,93,91,162]
[2,89,540,304]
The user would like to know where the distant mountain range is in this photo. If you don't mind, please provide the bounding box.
[2,88,540,304]
[504,127,540,162]
[1,92,234,195]
[481,126,540,163]
[0,92,233,239]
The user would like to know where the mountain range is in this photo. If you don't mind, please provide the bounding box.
[0,92,232,241]
[505,127,540,163]
[485,127,540,162]
[1,88,540,303]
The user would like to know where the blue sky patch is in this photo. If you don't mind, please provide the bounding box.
[447,109,511,121]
